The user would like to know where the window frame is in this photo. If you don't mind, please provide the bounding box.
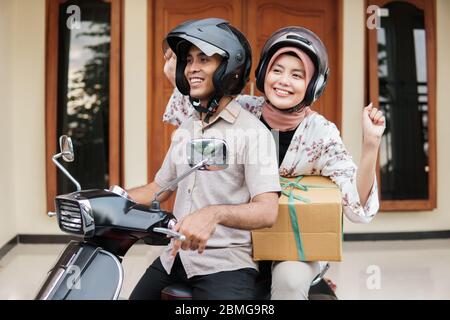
[45,0,124,212]
[366,0,437,211]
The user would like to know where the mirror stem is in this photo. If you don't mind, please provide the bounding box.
[52,153,81,191]
[152,158,209,202]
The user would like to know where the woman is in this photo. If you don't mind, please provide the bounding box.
[162,27,385,300]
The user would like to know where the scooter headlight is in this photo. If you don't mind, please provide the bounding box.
[54,196,95,237]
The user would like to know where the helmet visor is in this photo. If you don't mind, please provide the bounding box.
[179,35,228,58]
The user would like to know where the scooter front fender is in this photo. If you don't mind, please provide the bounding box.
[35,241,123,300]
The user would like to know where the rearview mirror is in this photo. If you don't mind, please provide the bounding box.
[152,138,229,204]
[187,138,228,171]
[59,135,74,163]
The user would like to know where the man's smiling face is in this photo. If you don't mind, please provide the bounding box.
[184,45,222,105]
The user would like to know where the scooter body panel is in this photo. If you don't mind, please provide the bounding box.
[36,241,123,300]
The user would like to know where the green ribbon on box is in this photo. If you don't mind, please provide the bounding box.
[280,176,340,261]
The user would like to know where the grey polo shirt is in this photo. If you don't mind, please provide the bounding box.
[155,99,281,278]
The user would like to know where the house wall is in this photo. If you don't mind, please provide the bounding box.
[123,0,148,189]
[0,0,18,247]
[1,0,449,248]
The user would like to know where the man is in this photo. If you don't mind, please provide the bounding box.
[128,18,281,300]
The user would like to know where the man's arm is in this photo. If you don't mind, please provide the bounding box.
[127,181,173,206]
[212,192,279,229]
[171,192,279,256]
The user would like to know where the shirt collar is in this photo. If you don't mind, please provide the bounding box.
[194,99,241,128]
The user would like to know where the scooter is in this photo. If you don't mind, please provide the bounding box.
[36,135,337,300]
[35,135,228,300]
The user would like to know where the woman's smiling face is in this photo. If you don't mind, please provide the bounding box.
[264,53,307,110]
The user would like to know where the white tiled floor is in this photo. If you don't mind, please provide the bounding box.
[328,239,450,299]
[1,239,449,300]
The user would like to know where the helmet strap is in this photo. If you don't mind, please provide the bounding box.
[189,94,223,124]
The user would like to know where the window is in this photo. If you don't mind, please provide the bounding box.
[46,0,123,210]
[367,0,436,211]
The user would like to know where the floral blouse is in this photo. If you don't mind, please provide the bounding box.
[163,88,379,223]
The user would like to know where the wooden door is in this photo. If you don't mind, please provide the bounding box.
[245,0,342,129]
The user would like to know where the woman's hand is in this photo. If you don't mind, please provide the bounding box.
[163,48,177,87]
[362,102,386,146]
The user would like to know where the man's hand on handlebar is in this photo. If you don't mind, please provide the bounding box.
[170,206,219,256]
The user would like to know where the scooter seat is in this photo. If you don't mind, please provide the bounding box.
[160,275,271,300]
[160,262,333,300]
[161,283,193,300]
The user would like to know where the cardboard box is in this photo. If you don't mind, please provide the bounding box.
[252,176,343,262]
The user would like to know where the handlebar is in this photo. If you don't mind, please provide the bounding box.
[153,227,186,242]
[108,186,186,241]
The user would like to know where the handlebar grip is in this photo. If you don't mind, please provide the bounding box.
[153,227,186,242]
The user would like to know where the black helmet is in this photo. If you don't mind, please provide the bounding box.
[165,18,252,121]
[255,27,329,112]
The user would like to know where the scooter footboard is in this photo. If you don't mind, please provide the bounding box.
[35,241,123,300]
